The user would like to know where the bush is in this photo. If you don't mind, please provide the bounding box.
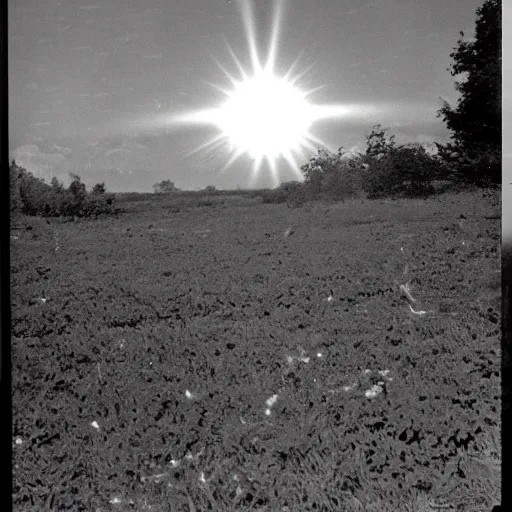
[260,181,303,205]
[260,189,285,204]
[9,161,119,219]
[362,144,441,199]
[153,180,177,194]
[10,161,24,214]
[92,182,106,195]
[300,148,364,202]
[435,142,500,187]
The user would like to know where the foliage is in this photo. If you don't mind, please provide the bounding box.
[50,176,66,194]
[153,179,177,194]
[10,160,24,214]
[9,161,118,218]
[68,173,87,202]
[437,0,501,185]
[204,185,216,193]
[363,124,396,160]
[362,144,441,199]
[92,182,106,195]
[297,126,447,202]
[11,190,500,511]
[300,147,365,202]
[260,181,304,205]
[434,141,500,188]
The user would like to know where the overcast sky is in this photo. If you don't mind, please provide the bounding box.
[9,0,488,192]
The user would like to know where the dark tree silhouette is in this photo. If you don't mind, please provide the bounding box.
[153,180,176,194]
[437,0,501,185]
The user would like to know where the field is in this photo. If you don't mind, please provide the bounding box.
[11,189,501,511]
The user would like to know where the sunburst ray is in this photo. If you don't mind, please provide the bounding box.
[161,0,378,186]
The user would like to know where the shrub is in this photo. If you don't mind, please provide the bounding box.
[9,161,118,218]
[261,181,303,205]
[286,183,311,208]
[92,182,106,195]
[10,161,24,214]
[300,148,364,202]
[153,180,177,194]
[362,144,441,199]
[364,124,396,160]
[435,142,500,187]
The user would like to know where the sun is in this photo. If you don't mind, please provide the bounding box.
[164,0,377,186]
[215,68,314,162]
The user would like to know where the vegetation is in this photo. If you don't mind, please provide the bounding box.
[260,180,303,205]
[153,179,178,194]
[12,189,500,511]
[436,0,501,185]
[9,161,119,219]
[300,147,363,202]
[10,1,499,211]
[361,140,443,200]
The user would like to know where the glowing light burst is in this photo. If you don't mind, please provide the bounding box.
[167,0,376,185]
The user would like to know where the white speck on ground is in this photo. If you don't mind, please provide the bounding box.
[365,385,383,398]
[266,394,279,407]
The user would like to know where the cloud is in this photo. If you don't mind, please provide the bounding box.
[143,7,164,15]
[71,46,95,53]
[121,138,148,150]
[26,134,44,143]
[106,148,131,158]
[50,143,73,156]
[10,145,69,181]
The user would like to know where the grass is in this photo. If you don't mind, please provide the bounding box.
[11,189,500,511]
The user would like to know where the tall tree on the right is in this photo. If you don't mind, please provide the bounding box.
[437,0,501,186]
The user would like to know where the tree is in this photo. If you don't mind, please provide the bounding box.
[51,177,65,193]
[92,182,106,195]
[68,174,87,200]
[153,180,176,194]
[437,0,501,185]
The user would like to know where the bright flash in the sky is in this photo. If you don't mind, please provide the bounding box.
[166,0,377,185]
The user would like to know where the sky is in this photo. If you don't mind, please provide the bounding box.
[9,0,490,192]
